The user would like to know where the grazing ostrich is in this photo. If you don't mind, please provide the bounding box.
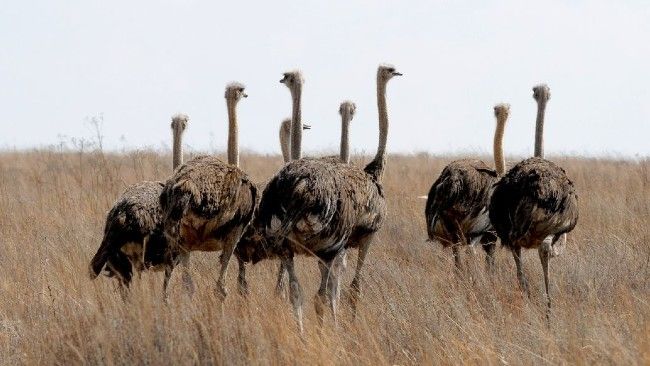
[88,114,188,287]
[425,104,510,270]
[159,83,257,298]
[254,66,401,331]
[489,84,578,322]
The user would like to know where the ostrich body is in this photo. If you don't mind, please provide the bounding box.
[488,84,579,321]
[88,114,188,286]
[253,66,400,331]
[159,83,257,298]
[270,101,358,296]
[425,104,510,269]
[234,118,309,294]
[234,103,355,295]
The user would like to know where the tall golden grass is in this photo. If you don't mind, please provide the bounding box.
[0,149,648,365]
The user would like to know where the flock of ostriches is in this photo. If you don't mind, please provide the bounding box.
[89,65,578,331]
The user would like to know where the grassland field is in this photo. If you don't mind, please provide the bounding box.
[0,150,648,365]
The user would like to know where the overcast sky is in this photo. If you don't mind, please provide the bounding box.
[1,1,648,157]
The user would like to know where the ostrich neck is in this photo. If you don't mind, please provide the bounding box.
[534,100,546,158]
[493,118,506,176]
[227,99,239,167]
[280,126,290,163]
[172,127,184,170]
[290,88,303,160]
[340,113,350,163]
[371,80,388,177]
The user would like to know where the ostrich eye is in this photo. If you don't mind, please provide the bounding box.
[388,68,395,73]
[239,88,244,92]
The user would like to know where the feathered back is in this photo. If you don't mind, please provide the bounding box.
[89,181,165,278]
[489,157,578,248]
[425,159,497,240]
[160,155,257,248]
[256,158,385,260]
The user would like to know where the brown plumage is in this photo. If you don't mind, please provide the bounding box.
[425,104,510,270]
[88,114,188,287]
[159,83,257,298]
[253,66,401,331]
[425,160,498,263]
[234,101,356,298]
[234,118,310,295]
[89,181,166,284]
[488,84,579,322]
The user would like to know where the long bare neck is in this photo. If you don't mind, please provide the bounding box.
[227,99,239,167]
[172,126,184,170]
[290,87,302,160]
[368,79,388,179]
[340,113,351,163]
[493,118,506,176]
[534,99,546,158]
[280,125,290,163]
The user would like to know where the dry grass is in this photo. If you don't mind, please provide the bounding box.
[0,149,648,365]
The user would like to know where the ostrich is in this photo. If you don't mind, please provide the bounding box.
[254,66,401,331]
[88,113,188,287]
[234,118,310,295]
[235,101,358,296]
[274,100,357,295]
[159,83,257,298]
[425,104,510,270]
[488,84,578,322]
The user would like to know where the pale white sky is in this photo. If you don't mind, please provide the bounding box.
[1,1,649,157]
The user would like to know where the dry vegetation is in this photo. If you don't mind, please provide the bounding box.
[0,149,648,365]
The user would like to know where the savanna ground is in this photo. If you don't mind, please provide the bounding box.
[0,148,648,365]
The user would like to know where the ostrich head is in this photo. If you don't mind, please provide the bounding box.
[493,103,511,120]
[171,113,189,131]
[280,70,304,94]
[280,119,311,136]
[225,82,248,103]
[377,64,402,83]
[533,84,551,103]
[339,101,357,119]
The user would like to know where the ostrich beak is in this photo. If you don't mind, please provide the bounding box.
[302,124,311,130]
[393,72,403,76]
[242,93,248,98]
